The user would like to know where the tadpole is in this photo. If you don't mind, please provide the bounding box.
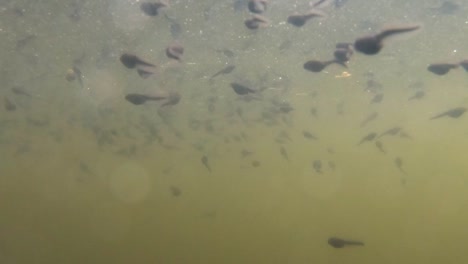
[328,237,364,248]
[354,24,420,55]
[230,82,257,95]
[287,9,325,27]
[120,53,155,69]
[303,59,346,73]
[244,14,269,30]
[408,91,425,100]
[427,63,458,75]
[140,1,168,16]
[430,107,467,119]
[120,53,157,78]
[248,0,268,14]
[125,93,166,105]
[166,42,184,61]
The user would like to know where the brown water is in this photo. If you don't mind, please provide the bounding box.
[1,0,468,263]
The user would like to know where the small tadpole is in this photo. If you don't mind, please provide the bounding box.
[408,91,425,101]
[244,14,269,30]
[201,155,211,172]
[303,59,346,73]
[166,42,184,61]
[248,0,268,14]
[357,132,377,145]
[312,160,322,173]
[394,157,407,175]
[140,1,168,16]
[328,237,364,248]
[230,82,257,95]
[280,146,289,161]
[287,9,325,27]
[170,186,182,197]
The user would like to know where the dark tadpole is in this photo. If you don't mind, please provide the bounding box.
[328,237,364,248]
[166,42,184,61]
[357,132,377,145]
[125,91,179,106]
[354,24,420,55]
[125,93,167,105]
[248,0,267,14]
[230,82,257,95]
[120,53,157,78]
[303,59,346,73]
[201,155,211,172]
[120,53,155,69]
[287,9,325,27]
[244,14,269,30]
[210,65,236,79]
[430,107,467,120]
[408,90,425,101]
[427,63,458,75]
[140,1,168,16]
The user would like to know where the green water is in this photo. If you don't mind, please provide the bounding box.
[1,0,468,263]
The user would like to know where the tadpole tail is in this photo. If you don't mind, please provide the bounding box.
[376,25,421,41]
[344,240,365,246]
[430,113,446,120]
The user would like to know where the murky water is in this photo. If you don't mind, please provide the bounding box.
[1,0,468,263]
